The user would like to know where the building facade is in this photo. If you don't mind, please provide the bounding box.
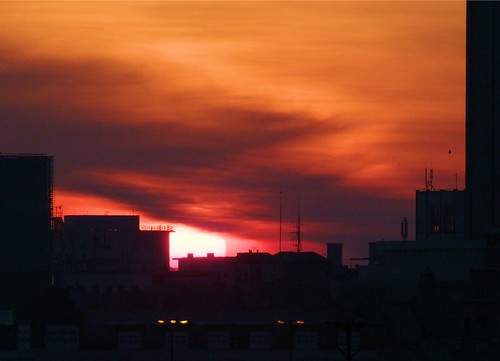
[0,154,54,321]
[465,1,500,240]
[55,215,171,300]
[415,189,465,241]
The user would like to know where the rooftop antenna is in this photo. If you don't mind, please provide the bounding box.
[401,216,408,241]
[294,201,302,252]
[425,168,435,191]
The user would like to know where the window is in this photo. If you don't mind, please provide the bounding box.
[430,204,440,232]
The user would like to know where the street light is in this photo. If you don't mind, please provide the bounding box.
[331,318,364,361]
[157,319,189,361]
[276,320,305,361]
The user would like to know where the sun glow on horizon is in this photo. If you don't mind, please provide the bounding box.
[168,224,227,269]
[56,190,227,269]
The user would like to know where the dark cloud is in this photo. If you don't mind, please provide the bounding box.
[0,42,413,258]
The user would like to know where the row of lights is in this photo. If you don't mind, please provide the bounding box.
[158,319,305,326]
[157,319,189,325]
[156,318,360,361]
[276,320,305,325]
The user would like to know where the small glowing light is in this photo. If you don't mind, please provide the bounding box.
[157,319,165,324]
[179,320,189,324]
[170,320,177,324]
[276,320,285,325]
[295,320,305,325]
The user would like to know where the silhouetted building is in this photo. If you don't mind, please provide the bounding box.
[326,243,343,266]
[415,189,465,241]
[366,239,488,282]
[61,215,170,271]
[465,1,500,240]
[0,154,53,321]
[55,215,171,308]
[175,251,333,310]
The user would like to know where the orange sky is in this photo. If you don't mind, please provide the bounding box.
[0,1,465,261]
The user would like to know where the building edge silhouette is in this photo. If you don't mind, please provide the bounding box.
[0,154,54,325]
[465,1,500,241]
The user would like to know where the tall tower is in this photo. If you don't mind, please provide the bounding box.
[0,154,54,321]
[465,1,500,240]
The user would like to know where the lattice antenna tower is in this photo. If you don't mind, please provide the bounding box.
[291,201,302,252]
[425,168,435,191]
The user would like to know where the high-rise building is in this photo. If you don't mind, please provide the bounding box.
[0,154,54,320]
[465,1,500,240]
[415,189,465,241]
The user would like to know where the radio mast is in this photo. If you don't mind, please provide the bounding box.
[293,202,302,252]
[279,191,282,253]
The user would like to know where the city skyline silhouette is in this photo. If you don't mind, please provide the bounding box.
[0,1,498,360]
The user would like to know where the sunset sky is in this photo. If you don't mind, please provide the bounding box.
[0,1,466,262]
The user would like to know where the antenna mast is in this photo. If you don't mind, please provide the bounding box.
[279,192,282,253]
[425,168,435,191]
[288,198,303,252]
[401,216,408,241]
[295,202,302,252]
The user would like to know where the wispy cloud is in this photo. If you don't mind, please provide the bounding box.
[0,1,465,257]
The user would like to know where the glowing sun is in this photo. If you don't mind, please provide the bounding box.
[169,224,227,268]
